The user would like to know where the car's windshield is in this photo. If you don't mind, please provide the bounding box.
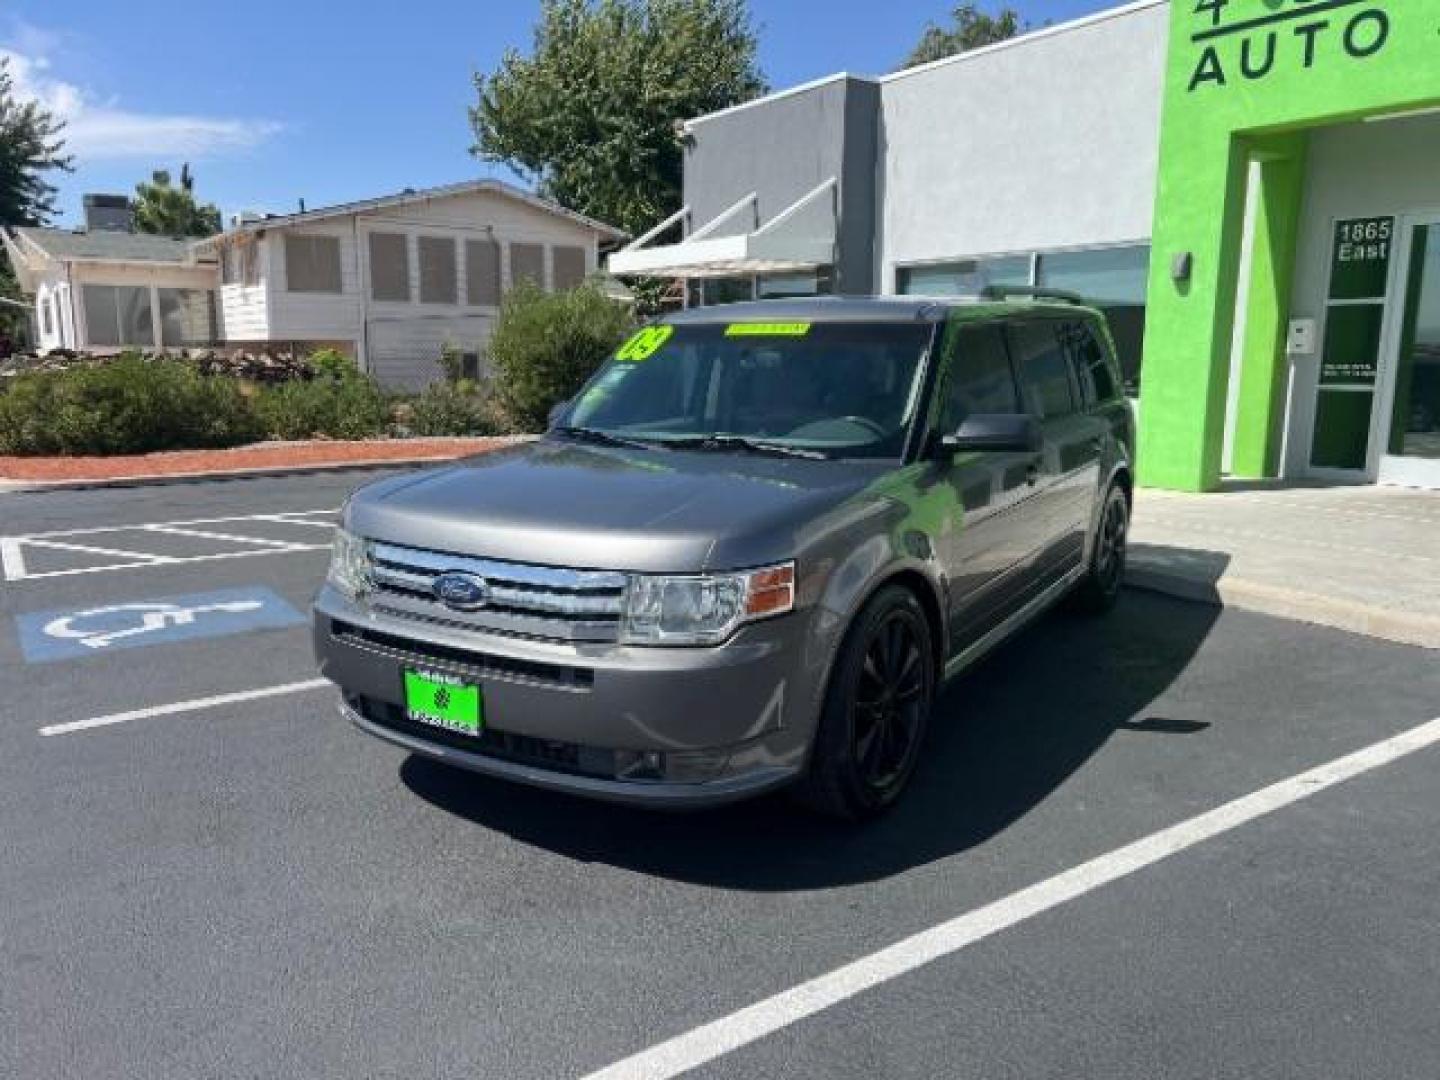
[559,320,935,460]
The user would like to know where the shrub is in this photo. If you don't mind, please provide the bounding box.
[252,374,389,441]
[0,355,260,456]
[306,346,361,383]
[404,382,501,437]
[488,282,634,432]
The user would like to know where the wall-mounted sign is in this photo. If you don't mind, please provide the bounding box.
[1187,1,1394,94]
[1329,216,1394,300]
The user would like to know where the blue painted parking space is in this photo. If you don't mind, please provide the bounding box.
[15,586,306,663]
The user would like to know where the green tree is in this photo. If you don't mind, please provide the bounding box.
[132,164,222,238]
[0,56,72,337]
[470,0,766,237]
[902,4,1026,69]
[488,281,635,431]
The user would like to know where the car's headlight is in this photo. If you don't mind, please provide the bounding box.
[620,562,794,645]
[327,527,372,600]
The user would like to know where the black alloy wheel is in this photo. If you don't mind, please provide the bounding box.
[802,585,936,820]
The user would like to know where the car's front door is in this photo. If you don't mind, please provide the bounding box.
[930,318,1049,650]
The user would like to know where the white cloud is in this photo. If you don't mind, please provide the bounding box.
[1,36,281,162]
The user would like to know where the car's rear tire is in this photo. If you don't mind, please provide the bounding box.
[1071,481,1129,614]
[799,585,936,821]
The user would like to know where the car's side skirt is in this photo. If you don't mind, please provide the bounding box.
[942,565,1087,683]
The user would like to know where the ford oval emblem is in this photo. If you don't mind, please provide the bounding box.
[432,571,491,611]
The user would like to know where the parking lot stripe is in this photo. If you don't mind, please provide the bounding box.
[0,537,27,580]
[582,714,1440,1080]
[143,524,312,549]
[38,679,332,737]
[23,538,178,564]
[12,546,333,582]
[4,508,338,542]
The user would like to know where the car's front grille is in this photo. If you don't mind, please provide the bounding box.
[368,541,627,643]
[330,619,594,691]
[349,694,618,779]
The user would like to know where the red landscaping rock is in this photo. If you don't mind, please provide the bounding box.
[0,437,522,483]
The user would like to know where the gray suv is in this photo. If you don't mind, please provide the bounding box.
[313,295,1133,819]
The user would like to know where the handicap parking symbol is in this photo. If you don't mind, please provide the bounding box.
[15,587,306,662]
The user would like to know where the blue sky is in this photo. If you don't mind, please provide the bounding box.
[3,0,1115,228]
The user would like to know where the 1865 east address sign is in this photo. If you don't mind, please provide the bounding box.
[1188,0,1393,93]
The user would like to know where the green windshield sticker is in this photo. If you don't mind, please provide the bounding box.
[725,322,812,338]
[615,325,674,362]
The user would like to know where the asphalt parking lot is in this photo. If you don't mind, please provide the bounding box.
[3,470,1438,1080]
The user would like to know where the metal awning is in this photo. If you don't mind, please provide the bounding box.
[607,178,837,280]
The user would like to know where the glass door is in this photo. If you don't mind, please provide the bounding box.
[1377,215,1440,488]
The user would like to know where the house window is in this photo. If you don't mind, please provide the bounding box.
[419,236,458,304]
[552,245,587,291]
[510,243,545,289]
[369,232,410,302]
[285,233,342,293]
[466,238,502,306]
[40,294,55,337]
[82,285,154,347]
[158,289,216,346]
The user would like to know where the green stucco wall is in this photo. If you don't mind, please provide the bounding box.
[1140,0,1440,490]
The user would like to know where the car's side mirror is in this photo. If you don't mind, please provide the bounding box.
[940,413,1042,455]
[547,400,571,428]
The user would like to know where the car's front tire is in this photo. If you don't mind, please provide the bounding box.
[1071,481,1129,614]
[800,585,936,821]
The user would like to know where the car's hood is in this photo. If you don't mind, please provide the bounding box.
[345,437,886,572]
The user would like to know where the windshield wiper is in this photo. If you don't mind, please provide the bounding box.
[551,425,660,452]
[665,434,830,460]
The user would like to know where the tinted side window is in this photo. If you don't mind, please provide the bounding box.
[1061,319,1119,406]
[940,322,1019,432]
[1009,320,1076,419]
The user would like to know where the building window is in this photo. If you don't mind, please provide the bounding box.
[552,245,587,291]
[897,255,1031,297]
[702,277,756,306]
[40,294,55,337]
[369,232,411,302]
[466,238,502,306]
[758,269,834,298]
[82,285,154,347]
[158,289,216,347]
[1036,244,1149,394]
[419,236,458,304]
[285,234,342,293]
[510,243,545,289]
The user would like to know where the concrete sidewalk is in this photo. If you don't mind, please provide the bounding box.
[1127,483,1440,649]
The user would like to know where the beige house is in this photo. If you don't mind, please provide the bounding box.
[4,180,626,388]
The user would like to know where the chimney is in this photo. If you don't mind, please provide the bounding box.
[83,193,134,233]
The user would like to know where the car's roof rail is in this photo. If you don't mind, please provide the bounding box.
[979,284,1086,305]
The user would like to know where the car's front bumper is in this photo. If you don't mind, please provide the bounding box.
[312,585,823,808]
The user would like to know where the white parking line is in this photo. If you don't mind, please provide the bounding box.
[38,678,332,737]
[0,537,28,580]
[581,715,1440,1080]
[1,507,340,581]
[143,525,311,549]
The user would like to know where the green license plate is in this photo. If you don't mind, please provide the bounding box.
[404,669,483,736]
